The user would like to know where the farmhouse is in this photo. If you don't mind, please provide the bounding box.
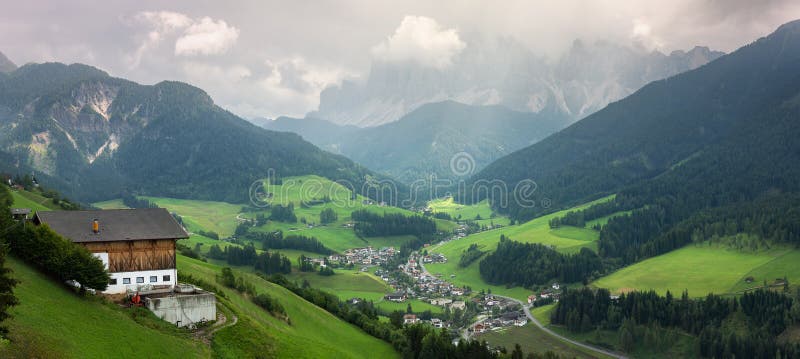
[385,291,407,302]
[34,208,187,295]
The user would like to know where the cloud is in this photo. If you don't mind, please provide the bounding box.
[175,17,239,56]
[631,18,664,50]
[371,16,466,69]
[128,11,239,67]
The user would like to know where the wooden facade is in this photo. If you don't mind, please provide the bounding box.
[81,239,176,273]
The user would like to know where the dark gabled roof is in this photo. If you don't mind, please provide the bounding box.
[11,208,31,215]
[34,208,188,243]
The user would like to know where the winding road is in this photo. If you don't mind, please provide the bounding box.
[418,260,627,359]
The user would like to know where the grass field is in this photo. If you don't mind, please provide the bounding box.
[478,323,611,359]
[592,244,800,297]
[94,175,459,253]
[425,196,613,301]
[10,190,58,212]
[143,197,243,238]
[3,257,210,358]
[92,198,129,209]
[427,197,511,226]
[178,255,399,358]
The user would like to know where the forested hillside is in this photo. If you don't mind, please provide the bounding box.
[466,20,800,268]
[0,63,401,204]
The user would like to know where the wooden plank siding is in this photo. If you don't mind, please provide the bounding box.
[81,239,176,272]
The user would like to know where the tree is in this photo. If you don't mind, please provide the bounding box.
[406,303,413,314]
[320,208,338,224]
[0,244,18,337]
[389,310,404,328]
[511,344,524,359]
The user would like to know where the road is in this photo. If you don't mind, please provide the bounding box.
[418,259,627,359]
[492,294,628,359]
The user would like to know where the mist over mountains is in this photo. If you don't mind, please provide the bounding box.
[310,38,724,127]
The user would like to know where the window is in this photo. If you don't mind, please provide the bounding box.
[150,276,158,283]
[163,275,171,282]
[109,278,118,285]
[123,278,131,284]
[136,277,145,284]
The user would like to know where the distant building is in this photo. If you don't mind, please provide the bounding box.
[450,300,466,310]
[11,208,31,221]
[403,314,418,324]
[385,291,407,302]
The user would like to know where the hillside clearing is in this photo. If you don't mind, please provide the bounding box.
[592,244,799,297]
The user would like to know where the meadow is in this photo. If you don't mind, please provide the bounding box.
[2,257,210,358]
[178,255,399,358]
[427,197,511,226]
[592,244,800,297]
[10,190,59,211]
[477,322,611,359]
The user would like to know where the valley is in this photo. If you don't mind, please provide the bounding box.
[0,9,799,359]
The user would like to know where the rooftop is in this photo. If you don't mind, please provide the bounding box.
[34,208,188,243]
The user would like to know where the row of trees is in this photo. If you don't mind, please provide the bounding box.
[458,243,485,268]
[7,225,108,293]
[478,236,602,287]
[0,186,18,338]
[206,243,291,276]
[218,267,288,321]
[120,193,158,209]
[319,208,338,224]
[269,203,298,223]
[552,287,800,358]
[548,199,623,229]
[246,231,333,255]
[351,210,436,237]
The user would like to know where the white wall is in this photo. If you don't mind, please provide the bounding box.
[105,268,177,294]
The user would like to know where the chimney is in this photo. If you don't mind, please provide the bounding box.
[92,219,99,234]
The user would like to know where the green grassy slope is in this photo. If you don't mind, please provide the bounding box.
[178,256,399,358]
[592,244,800,297]
[3,257,210,358]
[10,190,58,212]
[96,175,458,253]
[427,197,511,226]
[425,196,613,301]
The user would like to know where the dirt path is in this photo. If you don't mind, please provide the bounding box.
[195,303,239,344]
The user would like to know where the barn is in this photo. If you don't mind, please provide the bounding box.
[33,208,187,295]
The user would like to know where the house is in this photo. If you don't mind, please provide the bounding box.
[430,298,453,306]
[385,291,407,302]
[34,208,216,328]
[514,318,527,326]
[403,314,418,324]
[450,300,466,310]
[473,323,486,333]
[527,295,537,304]
[501,312,520,325]
[34,208,188,295]
[431,318,444,328]
[11,208,31,221]
[551,283,560,290]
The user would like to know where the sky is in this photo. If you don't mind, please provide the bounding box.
[1,0,798,119]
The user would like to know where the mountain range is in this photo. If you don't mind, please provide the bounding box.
[0,51,16,74]
[0,62,390,203]
[466,19,800,263]
[310,38,724,127]
[265,101,566,183]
